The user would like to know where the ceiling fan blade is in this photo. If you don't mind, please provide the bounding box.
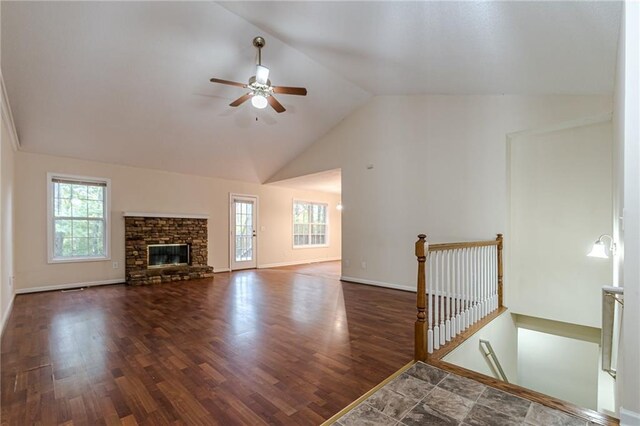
[210,78,247,88]
[272,86,307,96]
[230,93,252,107]
[268,96,286,113]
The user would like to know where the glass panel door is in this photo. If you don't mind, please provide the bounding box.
[231,195,257,270]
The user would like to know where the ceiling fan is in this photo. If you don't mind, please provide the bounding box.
[210,36,307,113]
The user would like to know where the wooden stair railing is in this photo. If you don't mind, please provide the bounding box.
[415,234,504,361]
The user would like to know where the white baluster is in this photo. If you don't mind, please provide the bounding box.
[463,248,469,329]
[440,250,446,346]
[433,251,440,350]
[455,249,462,335]
[484,246,489,317]
[474,246,479,324]
[427,252,433,354]
[444,250,451,342]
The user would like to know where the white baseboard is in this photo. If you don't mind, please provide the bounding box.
[214,268,231,273]
[1,293,15,336]
[258,257,341,269]
[340,275,414,292]
[620,408,640,426]
[16,278,125,294]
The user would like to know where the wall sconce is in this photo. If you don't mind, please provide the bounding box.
[587,234,616,259]
[336,202,343,211]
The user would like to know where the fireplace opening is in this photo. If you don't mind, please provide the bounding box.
[147,244,190,268]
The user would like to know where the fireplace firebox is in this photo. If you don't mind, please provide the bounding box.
[147,244,190,268]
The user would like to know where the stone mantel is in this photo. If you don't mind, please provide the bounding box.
[123,212,209,219]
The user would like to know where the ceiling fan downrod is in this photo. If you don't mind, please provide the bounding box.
[253,36,265,66]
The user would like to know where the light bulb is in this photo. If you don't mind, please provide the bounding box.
[251,95,268,109]
[336,203,343,211]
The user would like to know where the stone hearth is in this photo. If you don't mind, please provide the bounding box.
[124,214,214,286]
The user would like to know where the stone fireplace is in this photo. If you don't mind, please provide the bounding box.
[124,213,214,286]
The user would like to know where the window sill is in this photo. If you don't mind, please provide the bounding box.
[293,244,329,250]
[48,255,111,264]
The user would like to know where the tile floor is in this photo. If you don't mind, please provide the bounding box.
[334,362,592,426]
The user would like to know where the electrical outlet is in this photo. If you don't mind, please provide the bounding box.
[361,261,367,269]
[112,261,119,269]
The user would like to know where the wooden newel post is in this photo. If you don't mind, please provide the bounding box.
[496,233,504,308]
[415,234,427,361]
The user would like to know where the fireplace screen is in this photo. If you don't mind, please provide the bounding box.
[147,244,190,268]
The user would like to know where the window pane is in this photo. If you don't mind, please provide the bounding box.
[88,238,104,256]
[72,185,88,200]
[73,238,88,255]
[54,219,72,257]
[88,220,103,239]
[87,186,103,200]
[71,198,88,217]
[88,200,104,218]
[55,198,72,217]
[73,220,88,238]
[58,183,72,199]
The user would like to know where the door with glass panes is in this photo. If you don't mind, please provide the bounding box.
[230,195,258,270]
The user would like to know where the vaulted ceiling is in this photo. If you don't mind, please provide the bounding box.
[1,1,622,183]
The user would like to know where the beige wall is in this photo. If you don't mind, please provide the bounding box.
[270,95,613,292]
[14,151,341,291]
[509,121,613,328]
[1,107,16,330]
[518,328,599,410]
[443,310,518,382]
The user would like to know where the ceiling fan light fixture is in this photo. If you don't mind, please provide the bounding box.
[209,36,306,114]
[256,65,270,85]
[251,94,268,109]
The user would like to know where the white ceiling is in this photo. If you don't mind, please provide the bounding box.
[2,1,622,183]
[222,1,622,95]
[1,2,370,183]
[269,168,341,194]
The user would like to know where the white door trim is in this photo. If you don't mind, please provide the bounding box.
[229,193,259,271]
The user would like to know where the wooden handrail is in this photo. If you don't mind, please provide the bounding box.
[415,233,504,361]
[414,234,427,362]
[428,240,499,252]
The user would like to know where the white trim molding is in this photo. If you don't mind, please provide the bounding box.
[258,257,341,269]
[340,275,414,292]
[214,268,231,273]
[15,278,125,294]
[1,293,15,336]
[122,212,209,219]
[620,408,640,426]
[1,71,20,151]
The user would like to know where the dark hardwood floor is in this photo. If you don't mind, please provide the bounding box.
[1,262,415,425]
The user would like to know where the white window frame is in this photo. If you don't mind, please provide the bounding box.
[47,172,111,263]
[292,199,329,249]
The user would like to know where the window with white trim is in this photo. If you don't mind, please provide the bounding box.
[48,174,110,262]
[293,200,328,247]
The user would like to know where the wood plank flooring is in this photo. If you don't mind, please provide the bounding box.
[1,262,415,425]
